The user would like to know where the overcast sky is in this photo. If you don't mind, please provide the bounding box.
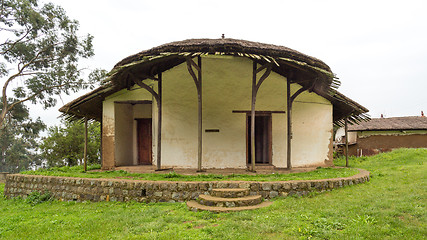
[30,0,427,126]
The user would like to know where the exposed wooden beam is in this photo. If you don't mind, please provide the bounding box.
[129,72,163,171]
[84,118,88,172]
[250,62,257,172]
[250,61,273,172]
[157,72,162,170]
[290,86,307,103]
[186,56,204,172]
[132,76,160,103]
[255,63,269,74]
[255,64,272,91]
[114,100,152,105]
[286,77,310,170]
[287,79,292,169]
[232,110,286,114]
[345,117,349,167]
[197,56,202,172]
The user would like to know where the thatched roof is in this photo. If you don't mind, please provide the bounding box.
[59,38,368,123]
[115,38,331,72]
[348,116,427,131]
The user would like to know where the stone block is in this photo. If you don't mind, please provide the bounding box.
[261,183,272,191]
[269,191,279,198]
[250,183,260,191]
[238,182,251,189]
[153,191,163,197]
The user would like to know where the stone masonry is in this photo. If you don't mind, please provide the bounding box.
[4,169,370,203]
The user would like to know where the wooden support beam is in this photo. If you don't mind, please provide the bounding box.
[250,61,257,172]
[114,100,152,105]
[345,117,349,167]
[286,79,292,170]
[130,72,163,170]
[232,110,286,114]
[84,118,88,172]
[132,77,160,103]
[99,118,102,167]
[290,86,307,103]
[157,72,162,171]
[186,57,204,172]
[286,81,309,170]
[255,63,269,74]
[250,62,273,172]
[255,64,272,91]
[197,56,203,172]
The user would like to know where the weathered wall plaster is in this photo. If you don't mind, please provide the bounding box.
[101,56,333,169]
[103,87,154,168]
[114,103,133,166]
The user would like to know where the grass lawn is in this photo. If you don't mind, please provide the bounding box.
[20,165,359,182]
[0,148,426,239]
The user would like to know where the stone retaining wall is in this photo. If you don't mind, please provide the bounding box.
[0,172,10,183]
[4,169,369,203]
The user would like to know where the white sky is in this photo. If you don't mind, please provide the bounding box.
[28,0,427,126]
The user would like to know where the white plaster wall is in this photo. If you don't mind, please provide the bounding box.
[201,56,251,168]
[114,103,133,166]
[103,87,155,166]
[292,92,333,167]
[102,55,333,169]
[161,56,332,168]
[102,98,116,169]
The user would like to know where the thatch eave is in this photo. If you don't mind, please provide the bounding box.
[59,38,368,125]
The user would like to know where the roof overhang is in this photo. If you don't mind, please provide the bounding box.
[59,38,369,124]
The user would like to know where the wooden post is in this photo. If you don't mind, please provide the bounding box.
[248,61,272,172]
[131,74,166,170]
[185,56,204,172]
[286,79,292,169]
[84,118,88,172]
[286,79,308,170]
[345,117,349,167]
[197,56,203,172]
[157,72,162,170]
[250,61,257,172]
[99,118,102,168]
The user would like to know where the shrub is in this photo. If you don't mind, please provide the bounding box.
[25,190,53,205]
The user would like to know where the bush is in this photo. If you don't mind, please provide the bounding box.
[25,190,53,205]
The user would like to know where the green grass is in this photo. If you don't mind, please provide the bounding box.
[1,148,426,239]
[20,164,359,182]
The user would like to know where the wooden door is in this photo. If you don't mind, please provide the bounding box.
[247,114,272,165]
[137,118,152,165]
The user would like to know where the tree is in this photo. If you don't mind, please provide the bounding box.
[40,120,100,167]
[0,0,95,131]
[0,99,45,172]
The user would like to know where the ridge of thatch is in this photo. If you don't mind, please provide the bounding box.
[115,38,331,72]
[348,116,427,131]
[106,38,340,103]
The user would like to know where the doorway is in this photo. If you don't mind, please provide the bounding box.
[136,118,152,165]
[247,114,272,165]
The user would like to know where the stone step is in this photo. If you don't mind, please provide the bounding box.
[251,165,275,170]
[198,194,262,207]
[211,188,249,198]
[187,200,273,213]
